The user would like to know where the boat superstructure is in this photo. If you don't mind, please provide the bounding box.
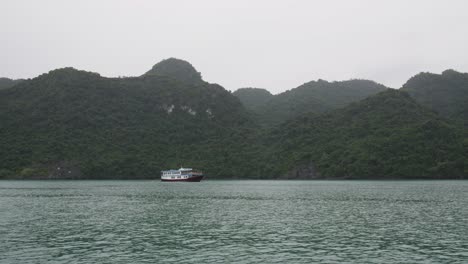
[161,168,204,182]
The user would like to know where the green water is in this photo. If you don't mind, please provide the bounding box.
[0,180,467,263]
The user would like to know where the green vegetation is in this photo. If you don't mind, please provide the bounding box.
[251,79,387,126]
[143,58,203,85]
[0,59,466,179]
[261,90,466,179]
[0,64,260,179]
[232,88,273,111]
[0,77,24,90]
[402,69,468,126]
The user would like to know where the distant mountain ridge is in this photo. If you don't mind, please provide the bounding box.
[0,77,24,90]
[0,59,466,179]
[143,58,203,85]
[0,61,257,179]
[235,79,388,126]
[263,89,466,178]
[232,88,273,111]
[401,69,468,126]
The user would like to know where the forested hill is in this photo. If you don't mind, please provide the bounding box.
[0,60,466,180]
[262,89,467,179]
[0,61,259,179]
[247,79,388,126]
[232,88,273,111]
[0,77,24,90]
[143,58,204,85]
[401,69,468,126]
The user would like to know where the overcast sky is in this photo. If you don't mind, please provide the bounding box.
[2,0,468,94]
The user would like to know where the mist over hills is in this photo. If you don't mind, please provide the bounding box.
[0,59,466,179]
[401,69,468,127]
[0,77,24,90]
[143,58,204,85]
[234,79,388,126]
[232,88,273,111]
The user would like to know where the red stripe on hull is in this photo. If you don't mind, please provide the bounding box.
[161,175,204,182]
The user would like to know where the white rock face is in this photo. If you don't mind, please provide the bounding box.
[162,104,199,116]
[206,108,214,118]
[187,108,197,115]
[168,105,175,114]
[162,104,175,114]
[181,105,197,115]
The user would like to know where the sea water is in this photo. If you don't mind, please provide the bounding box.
[0,180,467,263]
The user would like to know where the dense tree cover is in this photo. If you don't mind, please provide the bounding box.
[143,58,204,85]
[401,69,468,126]
[232,88,273,111]
[262,90,467,179]
[251,79,387,126]
[0,64,261,179]
[0,59,466,180]
[0,77,24,90]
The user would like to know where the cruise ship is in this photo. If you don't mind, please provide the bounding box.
[161,168,204,182]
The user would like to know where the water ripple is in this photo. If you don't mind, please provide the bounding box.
[0,180,467,263]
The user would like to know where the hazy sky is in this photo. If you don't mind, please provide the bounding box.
[2,0,468,94]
